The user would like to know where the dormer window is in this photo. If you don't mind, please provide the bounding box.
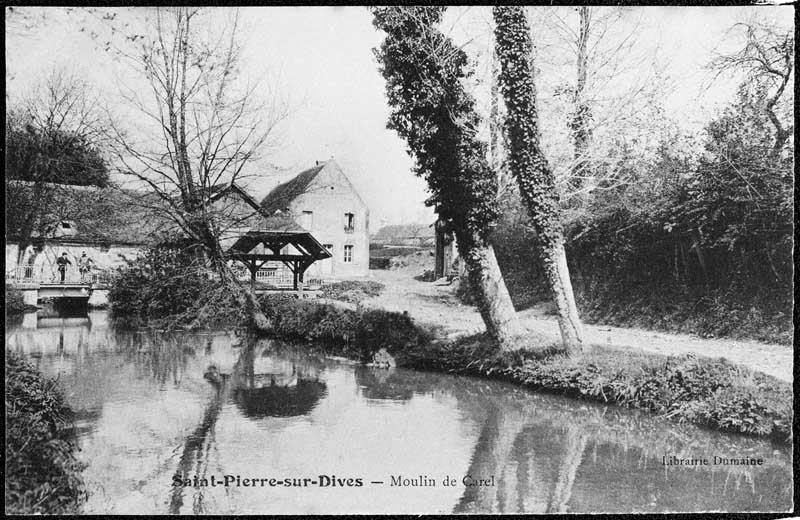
[60,221,72,229]
[344,213,355,233]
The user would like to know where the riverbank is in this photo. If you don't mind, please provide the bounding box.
[5,351,86,514]
[252,293,792,443]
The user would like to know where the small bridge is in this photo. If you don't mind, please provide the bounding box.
[6,266,111,306]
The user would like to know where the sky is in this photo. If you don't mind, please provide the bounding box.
[5,6,793,228]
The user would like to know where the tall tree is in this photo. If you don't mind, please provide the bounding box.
[372,6,522,346]
[568,7,592,193]
[100,7,289,330]
[5,68,110,264]
[527,6,659,200]
[493,6,584,354]
[709,19,793,158]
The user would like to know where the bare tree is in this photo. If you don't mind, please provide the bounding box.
[527,6,668,199]
[97,7,290,329]
[5,67,110,265]
[709,19,794,158]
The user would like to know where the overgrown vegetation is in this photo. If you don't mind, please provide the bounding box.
[320,280,385,304]
[372,6,522,345]
[5,286,27,315]
[492,81,793,344]
[5,351,86,514]
[108,244,247,329]
[259,295,433,363]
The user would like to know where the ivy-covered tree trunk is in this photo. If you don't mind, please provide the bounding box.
[493,6,584,355]
[463,237,521,344]
[372,6,521,347]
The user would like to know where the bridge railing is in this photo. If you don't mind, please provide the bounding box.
[5,265,113,285]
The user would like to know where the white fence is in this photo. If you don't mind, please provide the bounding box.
[231,267,324,288]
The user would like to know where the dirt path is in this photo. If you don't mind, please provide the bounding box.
[358,269,793,382]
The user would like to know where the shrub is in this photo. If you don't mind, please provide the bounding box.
[5,286,26,315]
[5,352,86,514]
[259,295,433,362]
[108,245,225,328]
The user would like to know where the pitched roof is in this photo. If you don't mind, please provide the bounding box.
[226,211,331,260]
[259,162,327,215]
[207,182,262,210]
[6,180,168,245]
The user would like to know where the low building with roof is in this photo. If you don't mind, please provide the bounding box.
[259,159,370,278]
[5,180,165,282]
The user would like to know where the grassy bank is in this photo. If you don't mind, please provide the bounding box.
[256,296,791,444]
[319,280,385,304]
[5,352,86,514]
[400,336,792,443]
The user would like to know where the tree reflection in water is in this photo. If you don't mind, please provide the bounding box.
[352,365,791,514]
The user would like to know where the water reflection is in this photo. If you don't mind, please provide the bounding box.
[5,311,792,514]
[230,344,328,419]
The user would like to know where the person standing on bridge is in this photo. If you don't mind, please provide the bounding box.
[56,252,72,283]
[78,251,94,282]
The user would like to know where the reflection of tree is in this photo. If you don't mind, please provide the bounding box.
[454,405,528,513]
[169,339,330,512]
[123,332,194,386]
[545,425,588,513]
[169,384,225,514]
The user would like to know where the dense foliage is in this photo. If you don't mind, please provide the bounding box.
[371,6,500,255]
[5,119,109,187]
[493,81,793,343]
[493,6,562,251]
[6,286,27,315]
[6,352,86,514]
[108,244,247,329]
[259,295,433,363]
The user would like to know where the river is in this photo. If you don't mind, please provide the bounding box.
[5,310,792,514]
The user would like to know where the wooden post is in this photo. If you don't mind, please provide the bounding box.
[292,262,299,291]
[298,262,306,298]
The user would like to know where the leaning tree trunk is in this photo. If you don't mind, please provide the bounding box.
[371,6,522,350]
[461,239,522,346]
[494,6,584,355]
